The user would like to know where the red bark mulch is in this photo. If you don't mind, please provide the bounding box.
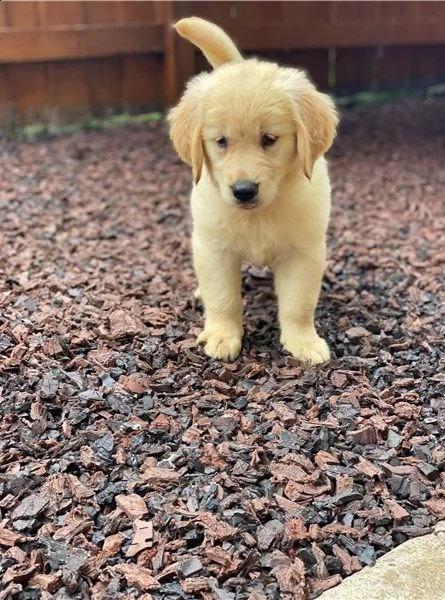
[0,98,444,599]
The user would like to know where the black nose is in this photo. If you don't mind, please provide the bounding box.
[231,180,259,203]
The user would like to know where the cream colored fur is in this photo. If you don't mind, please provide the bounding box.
[168,17,339,364]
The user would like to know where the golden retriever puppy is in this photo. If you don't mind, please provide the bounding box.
[168,17,338,364]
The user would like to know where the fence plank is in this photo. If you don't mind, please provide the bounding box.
[81,0,119,121]
[160,1,196,108]
[118,1,161,114]
[4,2,47,126]
[37,2,85,26]
[332,1,378,23]
[235,1,285,23]
[40,3,89,124]
[121,55,163,112]
[415,1,445,21]
[48,60,89,109]
[377,44,445,90]
[116,1,157,24]
[4,1,40,28]
[410,46,445,86]
[0,24,163,63]
[186,0,333,26]
[250,49,330,90]
[0,66,10,122]
[157,0,176,107]
[86,57,123,115]
[0,4,8,27]
[294,49,330,90]
[377,46,413,90]
[282,1,333,24]
[185,1,231,26]
[378,1,415,23]
[226,23,445,51]
[6,63,47,121]
[83,1,119,24]
[335,48,377,94]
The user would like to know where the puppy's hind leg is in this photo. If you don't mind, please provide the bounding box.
[273,249,330,365]
[193,239,243,362]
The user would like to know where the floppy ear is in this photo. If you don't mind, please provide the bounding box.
[279,69,338,180]
[167,73,209,184]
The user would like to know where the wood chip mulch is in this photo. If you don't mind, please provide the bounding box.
[0,98,444,600]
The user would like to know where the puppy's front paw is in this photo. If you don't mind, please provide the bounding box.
[281,332,330,365]
[198,328,242,362]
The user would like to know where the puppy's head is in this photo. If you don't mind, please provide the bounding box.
[168,60,338,210]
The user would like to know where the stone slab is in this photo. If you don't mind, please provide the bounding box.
[318,522,445,600]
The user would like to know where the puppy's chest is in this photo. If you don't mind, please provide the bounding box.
[223,213,296,265]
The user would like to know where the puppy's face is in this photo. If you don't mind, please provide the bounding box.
[202,86,297,209]
[168,60,338,210]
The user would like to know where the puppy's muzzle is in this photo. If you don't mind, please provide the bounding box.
[231,180,259,208]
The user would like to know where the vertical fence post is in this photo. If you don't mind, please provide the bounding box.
[156,0,196,109]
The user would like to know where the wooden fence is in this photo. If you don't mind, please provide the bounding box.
[1,1,445,128]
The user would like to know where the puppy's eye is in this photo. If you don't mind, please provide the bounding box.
[261,134,278,148]
[215,136,228,149]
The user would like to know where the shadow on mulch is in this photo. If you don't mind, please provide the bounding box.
[0,98,444,599]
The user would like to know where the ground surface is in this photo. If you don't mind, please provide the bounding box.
[0,99,444,600]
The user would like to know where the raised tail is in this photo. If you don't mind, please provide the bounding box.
[173,17,243,68]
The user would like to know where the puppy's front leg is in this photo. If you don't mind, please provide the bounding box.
[193,239,243,361]
[274,249,330,365]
